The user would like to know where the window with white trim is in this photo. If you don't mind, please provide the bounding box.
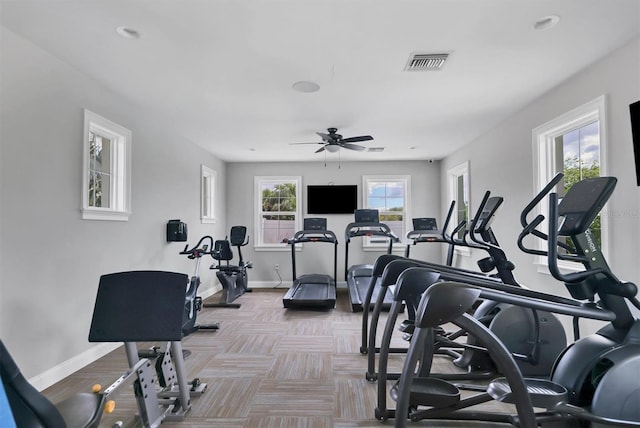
[362,175,410,247]
[255,176,301,249]
[533,95,608,269]
[82,109,131,221]
[447,161,470,254]
[201,165,217,223]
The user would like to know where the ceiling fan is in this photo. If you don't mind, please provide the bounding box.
[290,127,373,153]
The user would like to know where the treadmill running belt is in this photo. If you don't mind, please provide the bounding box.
[283,274,336,309]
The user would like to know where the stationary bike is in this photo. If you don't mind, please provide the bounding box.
[180,235,220,334]
[205,226,252,309]
[139,236,218,361]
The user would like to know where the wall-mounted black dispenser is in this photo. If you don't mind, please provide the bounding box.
[166,219,187,242]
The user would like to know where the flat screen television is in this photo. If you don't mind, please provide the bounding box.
[307,185,357,214]
[630,100,640,186]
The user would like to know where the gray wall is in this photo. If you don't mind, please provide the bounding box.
[0,27,227,381]
[441,37,640,335]
[225,161,442,286]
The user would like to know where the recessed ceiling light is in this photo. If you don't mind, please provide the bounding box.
[533,15,560,31]
[292,81,320,93]
[115,26,141,39]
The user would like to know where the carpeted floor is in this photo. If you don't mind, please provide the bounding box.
[42,288,516,427]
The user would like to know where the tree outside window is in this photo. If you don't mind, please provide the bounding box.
[533,95,608,267]
[558,120,601,248]
[82,109,131,221]
[255,177,301,247]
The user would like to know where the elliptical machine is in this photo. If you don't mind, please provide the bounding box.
[205,226,252,309]
[365,191,566,388]
[393,175,640,427]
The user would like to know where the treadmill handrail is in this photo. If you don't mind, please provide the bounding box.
[405,229,444,242]
[344,222,400,243]
[288,229,338,245]
[288,229,338,283]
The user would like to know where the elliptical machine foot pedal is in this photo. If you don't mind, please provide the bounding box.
[487,377,568,409]
[389,377,460,408]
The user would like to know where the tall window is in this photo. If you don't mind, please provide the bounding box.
[363,175,410,246]
[82,109,131,221]
[201,165,216,223]
[533,95,607,265]
[447,161,470,245]
[255,176,301,248]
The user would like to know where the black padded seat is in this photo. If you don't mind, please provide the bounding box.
[1,339,106,428]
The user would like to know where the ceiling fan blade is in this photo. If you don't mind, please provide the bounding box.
[315,146,326,153]
[341,135,373,143]
[341,143,366,151]
[289,142,323,145]
[316,132,334,142]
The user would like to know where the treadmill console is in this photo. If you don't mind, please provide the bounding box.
[354,209,379,223]
[412,217,438,231]
[304,217,327,231]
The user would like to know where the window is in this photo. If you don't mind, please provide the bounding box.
[447,161,470,254]
[201,165,217,223]
[255,176,301,249]
[362,175,410,247]
[533,95,608,268]
[82,109,131,221]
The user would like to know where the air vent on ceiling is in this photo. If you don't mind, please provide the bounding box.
[405,53,450,71]
[367,147,384,153]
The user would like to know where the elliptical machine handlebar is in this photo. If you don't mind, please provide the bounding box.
[520,172,564,229]
[517,173,586,260]
[440,200,457,241]
[467,191,496,251]
[441,201,470,248]
[547,191,640,303]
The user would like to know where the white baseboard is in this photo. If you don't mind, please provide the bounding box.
[29,342,122,391]
[247,281,348,289]
[248,281,289,289]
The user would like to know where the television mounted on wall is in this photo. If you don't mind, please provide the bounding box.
[307,185,358,214]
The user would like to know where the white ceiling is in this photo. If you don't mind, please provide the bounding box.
[1,0,639,162]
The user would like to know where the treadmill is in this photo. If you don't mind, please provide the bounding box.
[282,218,338,309]
[344,209,399,312]
[404,204,456,265]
